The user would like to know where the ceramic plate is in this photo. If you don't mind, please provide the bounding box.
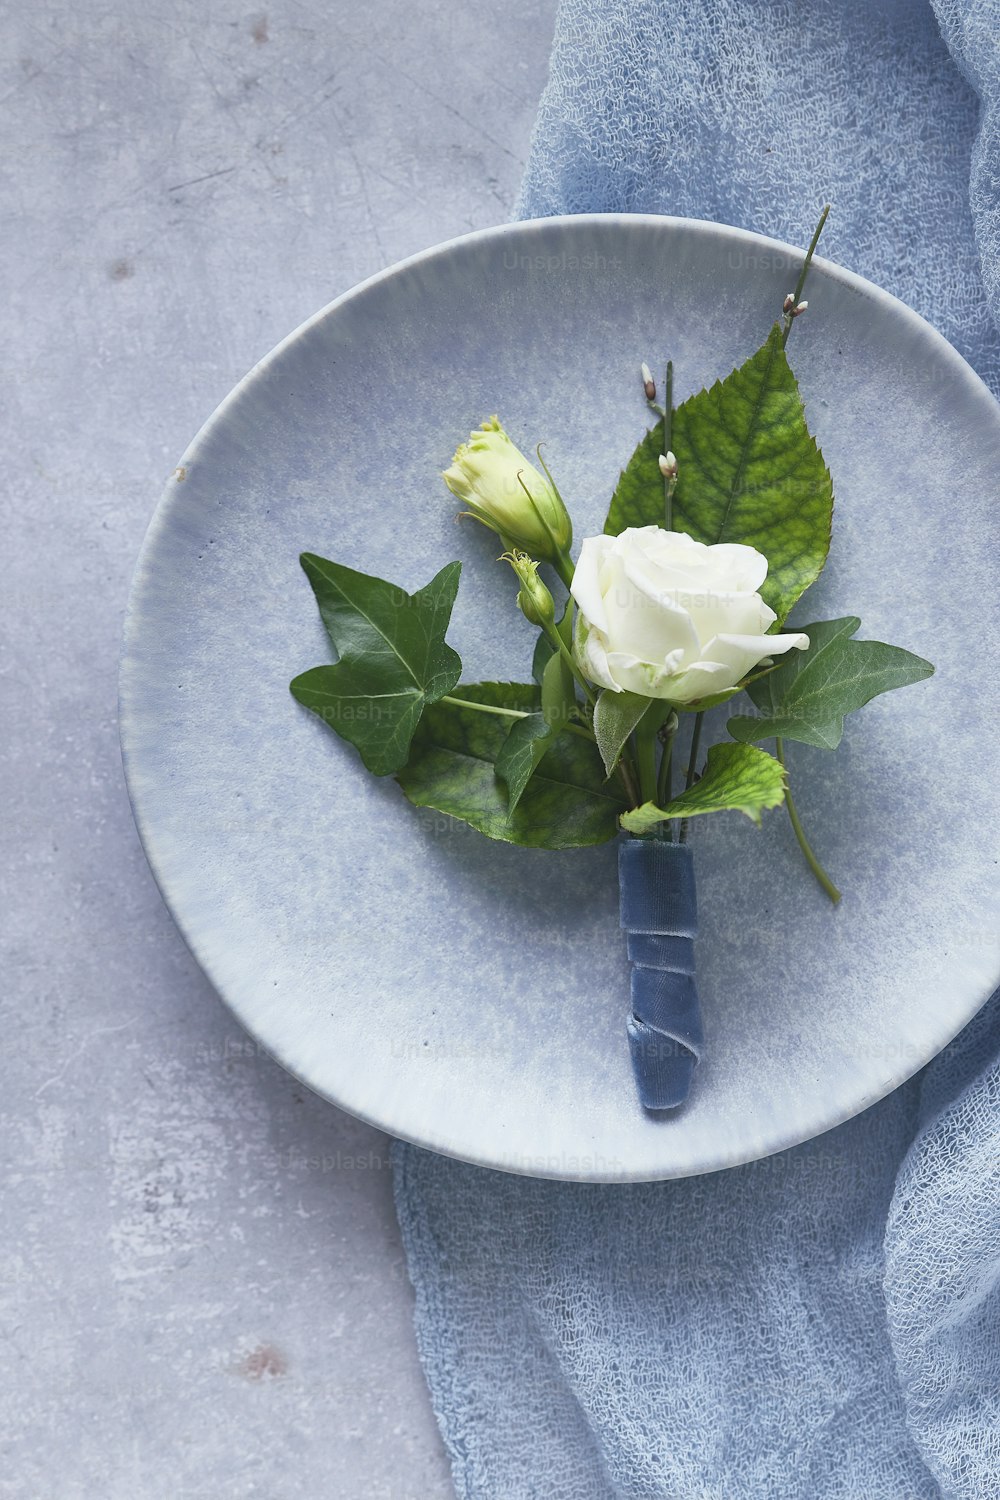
[120,215,1000,1181]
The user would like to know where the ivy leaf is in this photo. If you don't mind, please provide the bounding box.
[620,743,786,832]
[605,325,833,621]
[592,689,651,778]
[290,555,462,776]
[397,682,626,848]
[727,617,935,751]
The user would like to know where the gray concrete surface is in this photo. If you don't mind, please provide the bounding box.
[1,3,555,1494]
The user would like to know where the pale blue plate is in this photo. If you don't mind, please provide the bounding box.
[120,215,1000,1182]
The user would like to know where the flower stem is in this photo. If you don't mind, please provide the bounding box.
[554,549,576,592]
[442,696,527,719]
[775,737,841,903]
[635,720,660,806]
[541,622,595,709]
[678,710,704,845]
[440,695,593,742]
[618,757,640,807]
[632,703,674,812]
[782,204,830,348]
[663,360,675,531]
[655,714,677,841]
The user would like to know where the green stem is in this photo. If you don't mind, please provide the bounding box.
[678,710,704,845]
[617,756,640,807]
[663,360,674,531]
[776,737,841,904]
[635,719,659,806]
[782,204,830,348]
[655,715,677,841]
[540,619,596,709]
[684,712,704,789]
[442,696,527,719]
[440,695,592,742]
[554,549,576,592]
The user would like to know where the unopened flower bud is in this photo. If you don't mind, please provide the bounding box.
[782,293,796,314]
[443,417,572,564]
[658,451,678,480]
[641,362,656,401]
[503,550,555,628]
[792,299,808,317]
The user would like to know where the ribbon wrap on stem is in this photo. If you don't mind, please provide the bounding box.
[619,836,703,1110]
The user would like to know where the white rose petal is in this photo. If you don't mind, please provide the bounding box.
[569,534,613,633]
[569,526,809,704]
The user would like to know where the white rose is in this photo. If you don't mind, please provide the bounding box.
[570,526,809,703]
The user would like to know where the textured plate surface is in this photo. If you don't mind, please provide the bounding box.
[120,215,1000,1181]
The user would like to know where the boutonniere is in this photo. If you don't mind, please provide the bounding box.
[290,209,933,1111]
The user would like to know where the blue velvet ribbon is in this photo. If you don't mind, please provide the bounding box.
[619,837,703,1111]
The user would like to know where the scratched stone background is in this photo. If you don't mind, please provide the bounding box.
[0,3,556,1494]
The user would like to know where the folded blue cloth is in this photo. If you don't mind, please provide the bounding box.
[393,3,1000,1495]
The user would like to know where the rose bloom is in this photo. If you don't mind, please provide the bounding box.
[571,526,809,703]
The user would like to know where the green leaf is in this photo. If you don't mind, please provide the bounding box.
[592,689,651,778]
[605,325,833,621]
[540,640,579,732]
[542,645,581,738]
[531,595,573,686]
[496,648,581,811]
[397,682,626,848]
[494,714,553,812]
[727,617,935,751]
[291,555,462,776]
[620,742,786,831]
[531,629,554,686]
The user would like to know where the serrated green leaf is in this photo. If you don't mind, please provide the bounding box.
[605,325,833,621]
[291,555,462,776]
[592,689,653,778]
[620,742,786,831]
[727,616,935,750]
[397,682,625,848]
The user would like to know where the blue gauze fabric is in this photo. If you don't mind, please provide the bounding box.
[392,2,1000,1495]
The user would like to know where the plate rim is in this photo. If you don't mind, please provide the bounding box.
[119,212,1000,1182]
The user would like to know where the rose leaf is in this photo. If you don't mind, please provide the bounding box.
[620,742,786,831]
[605,324,833,622]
